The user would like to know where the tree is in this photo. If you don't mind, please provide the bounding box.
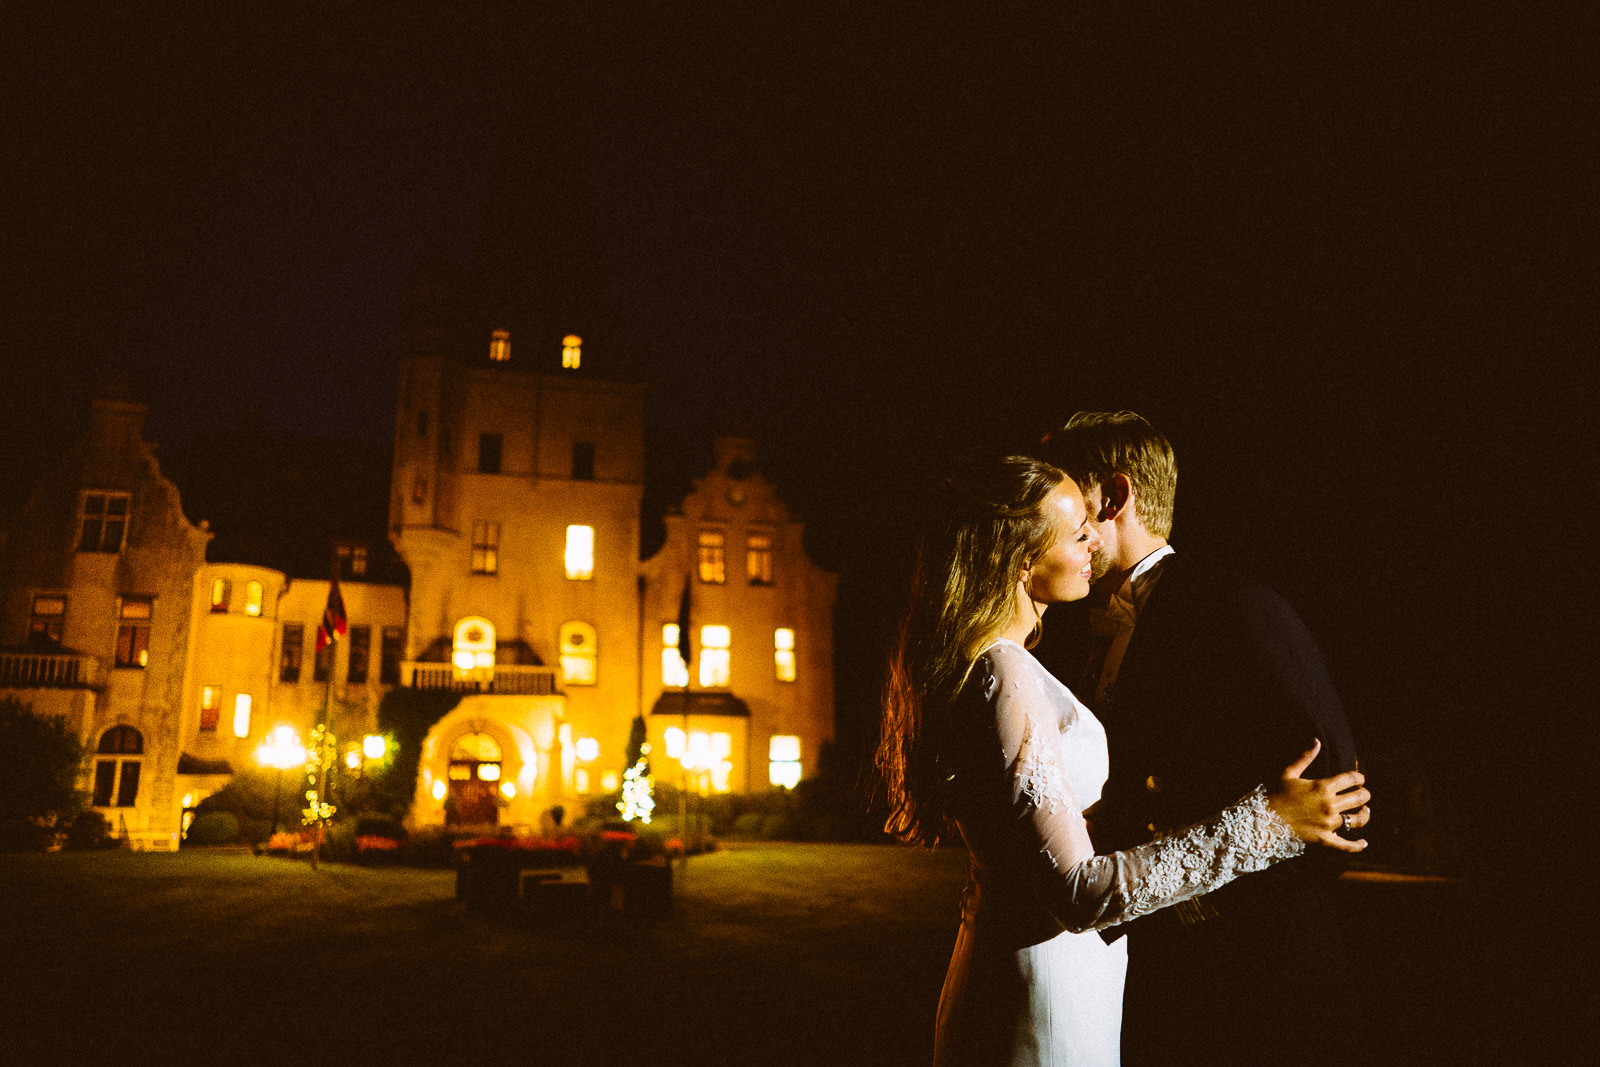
[0,698,86,846]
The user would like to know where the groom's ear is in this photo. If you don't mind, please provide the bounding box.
[1101,473,1133,520]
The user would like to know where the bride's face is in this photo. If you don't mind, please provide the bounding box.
[1023,482,1102,605]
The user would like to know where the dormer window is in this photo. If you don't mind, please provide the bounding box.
[489,330,511,362]
[79,491,130,553]
[562,334,582,369]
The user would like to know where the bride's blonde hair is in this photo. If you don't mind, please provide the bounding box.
[877,455,1067,847]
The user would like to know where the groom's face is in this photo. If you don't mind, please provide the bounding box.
[1081,482,1115,581]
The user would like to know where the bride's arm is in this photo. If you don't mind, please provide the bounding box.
[986,650,1366,934]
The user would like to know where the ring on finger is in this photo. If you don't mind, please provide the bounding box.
[1341,810,1355,832]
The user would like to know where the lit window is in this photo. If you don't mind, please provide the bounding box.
[452,617,496,673]
[489,329,511,362]
[775,627,796,682]
[93,726,143,807]
[279,624,304,682]
[700,625,730,687]
[661,623,689,687]
[199,685,221,733]
[244,581,263,617]
[562,334,582,369]
[565,525,594,580]
[747,531,773,585]
[115,596,153,668]
[347,626,370,684]
[697,530,725,584]
[575,769,591,794]
[232,694,252,739]
[210,578,231,613]
[560,621,598,686]
[769,735,802,789]
[664,726,685,759]
[471,521,500,575]
[575,737,600,762]
[601,771,619,792]
[78,491,130,553]
[28,595,66,646]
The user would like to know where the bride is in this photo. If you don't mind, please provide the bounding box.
[877,456,1370,1066]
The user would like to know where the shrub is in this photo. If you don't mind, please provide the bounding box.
[760,813,798,841]
[186,811,241,845]
[0,698,86,829]
[66,811,112,850]
[732,812,765,837]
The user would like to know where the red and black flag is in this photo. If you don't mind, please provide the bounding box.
[316,568,347,651]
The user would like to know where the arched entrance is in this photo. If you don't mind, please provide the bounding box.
[447,731,503,826]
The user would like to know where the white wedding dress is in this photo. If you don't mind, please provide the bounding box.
[932,640,1305,1067]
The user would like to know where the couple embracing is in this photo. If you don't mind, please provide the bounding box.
[879,412,1367,1066]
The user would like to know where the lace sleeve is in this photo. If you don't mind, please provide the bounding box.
[983,645,1305,934]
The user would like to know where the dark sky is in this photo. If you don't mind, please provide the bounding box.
[3,7,1586,847]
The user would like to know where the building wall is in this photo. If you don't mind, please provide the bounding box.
[0,391,210,849]
[181,565,408,792]
[390,343,648,822]
[639,437,838,794]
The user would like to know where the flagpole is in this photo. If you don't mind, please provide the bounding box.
[311,656,331,870]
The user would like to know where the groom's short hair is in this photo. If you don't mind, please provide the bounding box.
[1039,411,1178,539]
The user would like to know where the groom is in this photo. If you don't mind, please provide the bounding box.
[1033,411,1359,1066]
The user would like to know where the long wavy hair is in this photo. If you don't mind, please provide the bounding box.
[877,455,1068,847]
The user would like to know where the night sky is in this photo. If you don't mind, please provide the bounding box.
[4,7,1586,857]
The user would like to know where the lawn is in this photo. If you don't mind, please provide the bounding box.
[0,844,1505,1065]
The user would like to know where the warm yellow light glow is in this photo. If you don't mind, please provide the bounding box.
[575,736,600,761]
[232,694,252,738]
[702,625,730,648]
[700,649,730,687]
[255,725,305,770]
[363,734,386,759]
[711,732,732,759]
[452,649,475,670]
[451,732,502,761]
[210,578,229,611]
[448,765,471,781]
[769,761,802,789]
[769,735,801,762]
[560,621,597,685]
[432,779,447,800]
[601,771,619,792]
[664,727,685,760]
[775,650,796,682]
[490,329,511,362]
[562,334,582,369]
[774,627,795,651]
[575,768,590,793]
[710,760,733,793]
[344,748,362,770]
[500,780,516,799]
[478,762,501,782]
[137,648,148,667]
[564,525,594,580]
[181,792,195,809]
[661,648,688,687]
[244,581,263,617]
[663,623,680,645]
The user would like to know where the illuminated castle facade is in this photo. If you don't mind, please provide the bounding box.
[0,309,836,844]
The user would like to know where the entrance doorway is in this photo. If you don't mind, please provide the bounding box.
[446,732,503,826]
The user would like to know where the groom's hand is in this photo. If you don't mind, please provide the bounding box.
[1267,739,1372,853]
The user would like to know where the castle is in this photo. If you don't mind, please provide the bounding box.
[0,273,836,848]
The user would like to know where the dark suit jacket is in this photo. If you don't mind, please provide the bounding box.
[1033,549,1358,1062]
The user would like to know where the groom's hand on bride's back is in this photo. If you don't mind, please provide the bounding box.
[1266,739,1372,853]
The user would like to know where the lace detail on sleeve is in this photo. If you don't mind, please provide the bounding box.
[1013,712,1075,817]
[1115,785,1305,925]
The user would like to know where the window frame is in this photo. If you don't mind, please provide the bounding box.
[746,530,774,585]
[471,520,500,575]
[477,433,503,474]
[697,529,726,584]
[347,625,371,684]
[78,491,131,554]
[280,623,304,682]
[114,595,154,669]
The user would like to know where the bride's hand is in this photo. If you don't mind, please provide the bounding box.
[1265,739,1371,853]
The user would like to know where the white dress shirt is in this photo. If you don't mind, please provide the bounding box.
[1083,544,1174,708]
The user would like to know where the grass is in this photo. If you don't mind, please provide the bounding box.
[0,843,1511,1065]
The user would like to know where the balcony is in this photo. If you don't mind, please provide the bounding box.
[0,651,102,689]
[401,662,559,696]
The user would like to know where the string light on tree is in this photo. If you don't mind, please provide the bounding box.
[617,743,655,824]
[301,723,338,825]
